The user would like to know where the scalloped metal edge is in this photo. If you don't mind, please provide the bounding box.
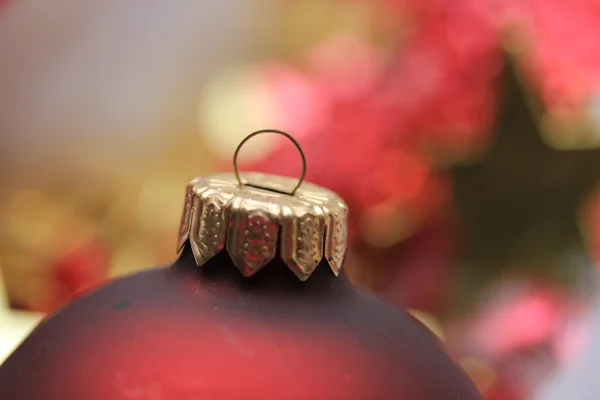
[176,175,348,281]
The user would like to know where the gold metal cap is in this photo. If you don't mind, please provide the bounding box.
[177,130,348,281]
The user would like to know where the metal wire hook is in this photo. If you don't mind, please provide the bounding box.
[232,129,307,196]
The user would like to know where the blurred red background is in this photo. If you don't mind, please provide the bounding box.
[2,0,600,398]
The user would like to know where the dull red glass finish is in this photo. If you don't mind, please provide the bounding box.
[0,248,481,399]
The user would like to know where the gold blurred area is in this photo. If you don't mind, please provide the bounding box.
[0,0,392,311]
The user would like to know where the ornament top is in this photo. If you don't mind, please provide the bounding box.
[177,130,348,281]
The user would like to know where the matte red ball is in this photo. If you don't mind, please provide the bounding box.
[0,248,481,399]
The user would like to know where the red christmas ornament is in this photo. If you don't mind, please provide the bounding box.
[0,130,480,399]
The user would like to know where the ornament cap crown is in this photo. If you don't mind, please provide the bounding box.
[177,130,348,281]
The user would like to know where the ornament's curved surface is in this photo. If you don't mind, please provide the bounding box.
[0,249,482,400]
[177,173,348,280]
